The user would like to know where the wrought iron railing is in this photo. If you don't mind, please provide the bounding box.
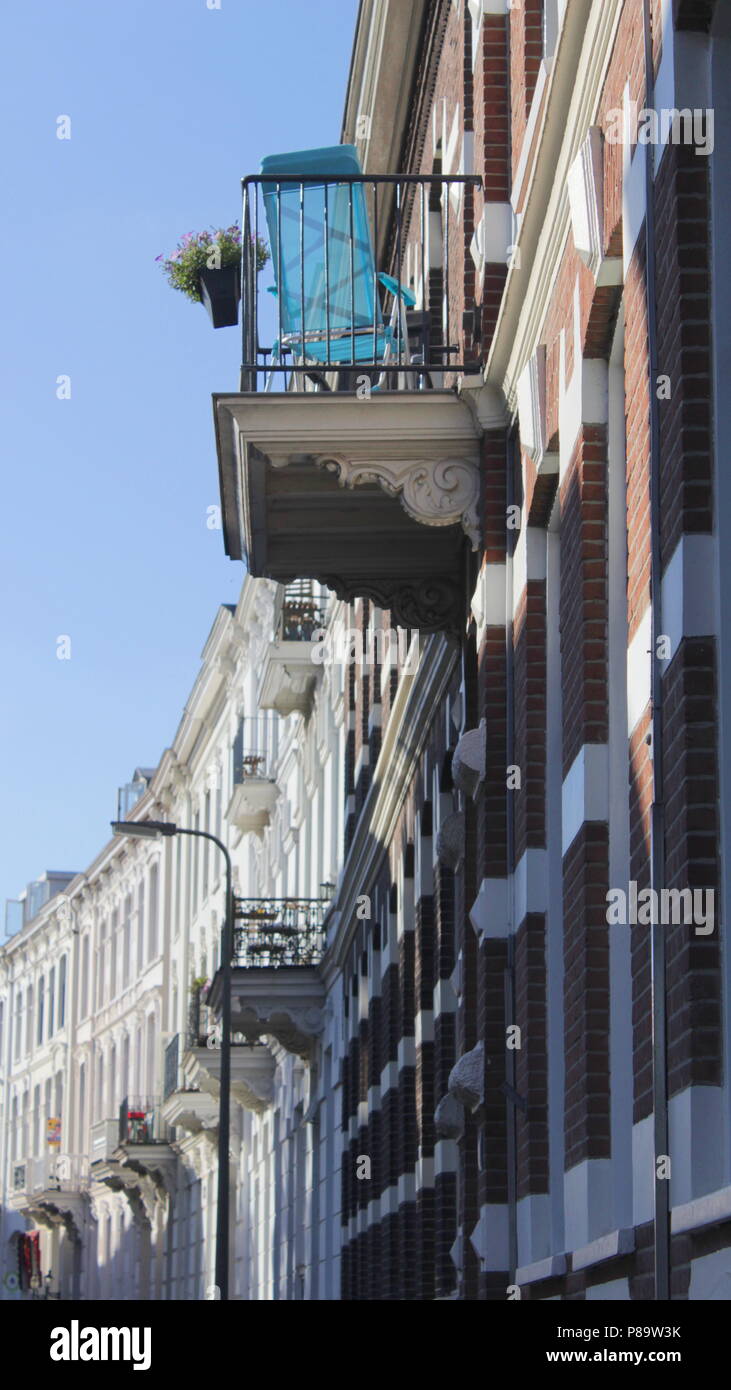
[163,1035,179,1101]
[232,715,278,784]
[118,1096,166,1146]
[232,897,327,967]
[278,580,325,641]
[240,172,482,390]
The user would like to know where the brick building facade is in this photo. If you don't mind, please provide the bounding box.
[3,0,730,1303]
[219,0,730,1300]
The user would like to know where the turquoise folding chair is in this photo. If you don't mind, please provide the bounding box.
[260,145,413,377]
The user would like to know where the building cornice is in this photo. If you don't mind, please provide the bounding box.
[485,0,624,414]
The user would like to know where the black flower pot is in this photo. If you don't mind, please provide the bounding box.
[199,264,240,328]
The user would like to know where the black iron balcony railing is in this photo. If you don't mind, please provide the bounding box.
[279,580,325,641]
[232,715,278,784]
[240,171,481,390]
[232,897,328,967]
[163,1035,180,1101]
[118,1096,167,1146]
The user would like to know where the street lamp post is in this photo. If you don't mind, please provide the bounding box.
[111,819,234,1301]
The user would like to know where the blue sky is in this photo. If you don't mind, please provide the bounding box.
[0,0,359,909]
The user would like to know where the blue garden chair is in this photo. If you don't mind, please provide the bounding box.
[260,144,414,377]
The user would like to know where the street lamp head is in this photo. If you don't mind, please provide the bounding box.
[110,820,178,839]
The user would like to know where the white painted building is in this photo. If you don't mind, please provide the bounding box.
[0,574,357,1300]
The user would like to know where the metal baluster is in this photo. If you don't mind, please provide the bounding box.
[324,182,331,369]
[277,183,283,385]
[396,181,403,373]
[373,181,378,367]
[349,182,356,374]
[300,181,306,383]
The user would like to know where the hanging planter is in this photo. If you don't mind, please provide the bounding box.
[199,262,241,328]
[157,225,269,330]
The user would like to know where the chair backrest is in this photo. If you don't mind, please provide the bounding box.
[260,145,383,358]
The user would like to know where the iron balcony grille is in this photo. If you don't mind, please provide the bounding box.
[163,1035,179,1101]
[233,897,328,967]
[279,580,325,641]
[240,172,482,391]
[118,1096,167,1146]
[232,714,278,783]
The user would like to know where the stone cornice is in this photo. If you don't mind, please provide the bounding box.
[485,0,625,414]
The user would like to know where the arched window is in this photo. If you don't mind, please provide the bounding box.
[122,896,132,990]
[58,955,67,1029]
[37,977,44,1046]
[148,864,159,961]
[110,910,118,998]
[15,991,23,1060]
[136,880,145,973]
[48,967,56,1038]
[80,936,90,1019]
[25,986,33,1055]
[96,1053,105,1120]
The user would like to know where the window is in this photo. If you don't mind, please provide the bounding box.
[203,791,211,901]
[48,967,56,1038]
[78,1063,86,1152]
[543,0,560,61]
[25,986,33,1055]
[97,919,107,1008]
[80,936,89,1019]
[193,810,200,913]
[37,979,44,1047]
[148,864,159,961]
[14,991,22,1060]
[96,1054,104,1120]
[32,1084,40,1154]
[110,909,118,998]
[123,895,132,990]
[58,956,67,1029]
[136,880,145,973]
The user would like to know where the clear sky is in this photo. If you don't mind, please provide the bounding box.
[0,0,359,910]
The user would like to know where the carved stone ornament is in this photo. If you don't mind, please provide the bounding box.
[317,576,463,637]
[448,1040,485,1113]
[314,454,480,550]
[452,721,486,799]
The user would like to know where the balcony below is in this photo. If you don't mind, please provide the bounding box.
[257,581,325,717]
[227,774,280,836]
[9,1156,89,1236]
[208,897,328,1058]
[163,1029,276,1119]
[90,1099,175,1196]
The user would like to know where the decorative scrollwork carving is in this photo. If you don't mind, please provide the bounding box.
[315,453,480,549]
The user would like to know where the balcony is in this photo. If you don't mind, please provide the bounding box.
[257,580,325,717]
[213,151,487,636]
[226,717,280,836]
[8,1155,89,1236]
[89,1097,175,1197]
[207,897,328,1058]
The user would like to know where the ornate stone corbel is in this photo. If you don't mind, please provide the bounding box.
[451,721,486,799]
[448,1040,485,1113]
[315,453,480,550]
